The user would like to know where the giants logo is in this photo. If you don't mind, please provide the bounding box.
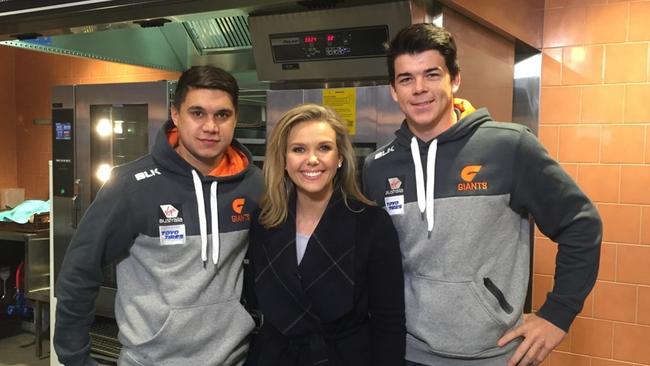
[231,198,251,223]
[457,165,488,191]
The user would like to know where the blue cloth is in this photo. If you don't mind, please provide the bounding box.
[0,200,50,224]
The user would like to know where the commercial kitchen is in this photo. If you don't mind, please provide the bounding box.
[1,0,649,365]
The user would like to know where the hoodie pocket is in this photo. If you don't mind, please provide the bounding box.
[123,298,254,366]
[405,275,509,358]
[483,277,513,314]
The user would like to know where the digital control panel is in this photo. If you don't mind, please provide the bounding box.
[52,108,74,197]
[269,25,389,63]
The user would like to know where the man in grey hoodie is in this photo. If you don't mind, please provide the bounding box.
[54,66,263,366]
[363,23,602,366]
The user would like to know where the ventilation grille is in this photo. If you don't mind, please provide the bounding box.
[184,15,251,53]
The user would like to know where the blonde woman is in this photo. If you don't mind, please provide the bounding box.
[244,104,405,366]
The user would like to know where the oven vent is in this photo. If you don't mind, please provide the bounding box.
[184,15,251,54]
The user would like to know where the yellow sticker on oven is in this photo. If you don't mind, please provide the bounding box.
[323,88,356,135]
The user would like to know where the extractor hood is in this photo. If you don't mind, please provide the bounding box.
[1,10,254,71]
[0,0,415,88]
[0,7,263,87]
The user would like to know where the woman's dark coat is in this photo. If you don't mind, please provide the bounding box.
[244,191,405,366]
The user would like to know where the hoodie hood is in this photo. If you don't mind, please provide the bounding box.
[392,98,491,237]
[150,119,256,265]
[152,119,255,182]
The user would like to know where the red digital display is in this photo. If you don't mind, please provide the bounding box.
[304,35,317,44]
[327,34,335,42]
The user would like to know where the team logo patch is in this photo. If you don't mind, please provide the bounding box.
[231,197,251,223]
[384,195,404,216]
[457,164,488,191]
[232,198,245,214]
[385,176,405,196]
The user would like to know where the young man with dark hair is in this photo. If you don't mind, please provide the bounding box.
[54,65,263,366]
[363,23,602,366]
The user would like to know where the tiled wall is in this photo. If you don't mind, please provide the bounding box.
[535,0,650,365]
[0,46,180,199]
[0,47,17,189]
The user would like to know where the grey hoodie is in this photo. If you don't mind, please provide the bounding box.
[54,120,263,366]
[363,107,601,363]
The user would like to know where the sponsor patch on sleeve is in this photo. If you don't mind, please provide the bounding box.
[384,195,404,216]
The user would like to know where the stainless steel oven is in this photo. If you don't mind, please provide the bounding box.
[51,81,175,359]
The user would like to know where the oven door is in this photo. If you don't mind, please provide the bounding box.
[53,81,172,317]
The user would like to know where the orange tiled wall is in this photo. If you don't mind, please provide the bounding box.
[536,0,650,365]
[0,46,17,190]
[0,46,180,199]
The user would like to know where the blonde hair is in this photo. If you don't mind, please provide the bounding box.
[259,103,374,228]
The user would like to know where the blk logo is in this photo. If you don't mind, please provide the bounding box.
[135,168,161,181]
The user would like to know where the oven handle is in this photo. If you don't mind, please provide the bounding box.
[72,179,81,229]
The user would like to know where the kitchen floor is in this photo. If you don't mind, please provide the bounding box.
[0,316,50,366]
[0,333,50,366]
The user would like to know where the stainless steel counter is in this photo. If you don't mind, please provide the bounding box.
[0,230,50,294]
